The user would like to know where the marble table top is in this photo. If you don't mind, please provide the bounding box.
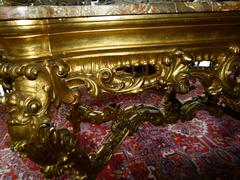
[0,1,240,20]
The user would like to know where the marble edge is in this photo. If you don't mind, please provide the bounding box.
[0,2,240,20]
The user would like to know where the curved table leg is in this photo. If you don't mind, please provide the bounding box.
[0,66,91,179]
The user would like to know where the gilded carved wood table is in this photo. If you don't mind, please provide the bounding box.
[0,1,240,179]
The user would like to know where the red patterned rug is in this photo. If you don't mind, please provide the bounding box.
[0,85,240,179]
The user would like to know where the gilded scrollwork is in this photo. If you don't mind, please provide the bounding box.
[44,60,81,106]
[0,60,91,179]
[96,67,145,93]
[0,45,240,179]
[0,10,240,179]
[0,62,41,80]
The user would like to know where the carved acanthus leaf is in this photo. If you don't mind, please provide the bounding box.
[97,68,145,93]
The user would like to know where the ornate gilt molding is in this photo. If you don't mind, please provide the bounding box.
[0,12,240,179]
[1,12,240,62]
[0,45,240,178]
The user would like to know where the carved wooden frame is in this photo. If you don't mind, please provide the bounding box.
[0,12,240,179]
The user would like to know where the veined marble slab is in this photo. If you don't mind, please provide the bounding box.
[0,1,240,19]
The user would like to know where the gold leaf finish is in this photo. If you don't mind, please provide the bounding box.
[0,12,240,179]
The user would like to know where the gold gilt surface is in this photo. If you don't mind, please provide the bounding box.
[0,12,240,179]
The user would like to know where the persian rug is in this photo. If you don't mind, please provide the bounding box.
[0,84,240,180]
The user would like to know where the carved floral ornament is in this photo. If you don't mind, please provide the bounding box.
[0,46,240,179]
[0,47,239,99]
[0,10,240,179]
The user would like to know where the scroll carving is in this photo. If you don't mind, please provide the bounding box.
[0,46,240,179]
